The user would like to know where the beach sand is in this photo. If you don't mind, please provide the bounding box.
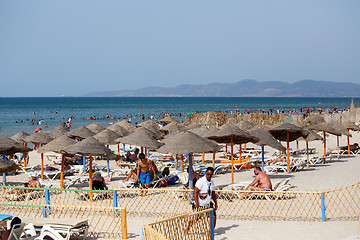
[4,130,360,239]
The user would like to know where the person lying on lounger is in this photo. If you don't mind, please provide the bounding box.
[267,157,286,165]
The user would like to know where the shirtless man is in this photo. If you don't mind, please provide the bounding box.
[136,153,157,188]
[23,172,41,189]
[241,167,272,199]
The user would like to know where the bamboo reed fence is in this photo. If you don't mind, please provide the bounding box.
[0,182,358,238]
[143,209,213,240]
[0,186,127,239]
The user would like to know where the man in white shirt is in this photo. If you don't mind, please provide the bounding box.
[193,167,218,227]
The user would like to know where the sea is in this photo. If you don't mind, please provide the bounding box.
[0,97,359,137]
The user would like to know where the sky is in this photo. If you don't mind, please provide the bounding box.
[0,0,359,97]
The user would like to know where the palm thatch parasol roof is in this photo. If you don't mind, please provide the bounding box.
[86,123,106,134]
[46,125,69,138]
[161,122,188,133]
[158,131,221,154]
[0,159,20,174]
[308,122,342,136]
[236,120,255,131]
[158,116,179,124]
[207,125,259,144]
[301,128,323,142]
[11,131,30,143]
[342,121,360,131]
[249,128,286,152]
[138,126,163,140]
[24,131,53,145]
[106,124,131,136]
[186,122,202,129]
[329,121,352,137]
[307,114,325,125]
[138,120,159,130]
[115,127,164,149]
[269,123,310,142]
[93,129,121,145]
[37,135,76,154]
[0,136,32,154]
[116,121,136,133]
[67,126,96,139]
[62,137,115,157]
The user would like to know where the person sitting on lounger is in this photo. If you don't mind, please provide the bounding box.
[241,167,272,199]
[0,217,21,240]
[329,143,359,151]
[92,172,108,190]
[23,172,41,188]
[184,166,200,189]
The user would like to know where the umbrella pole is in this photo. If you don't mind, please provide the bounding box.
[107,158,110,176]
[89,155,93,202]
[337,136,340,160]
[181,154,184,173]
[2,151,6,185]
[231,135,234,184]
[82,156,86,173]
[202,152,205,165]
[141,147,143,154]
[306,141,309,168]
[212,149,215,168]
[244,143,247,151]
[117,144,120,155]
[261,146,265,172]
[23,152,27,168]
[239,144,242,160]
[347,129,350,155]
[60,154,65,189]
[41,153,44,181]
[287,131,290,172]
[189,153,193,189]
[145,148,147,159]
[323,131,326,157]
[296,140,299,150]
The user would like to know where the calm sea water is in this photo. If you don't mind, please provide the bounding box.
[0,97,358,137]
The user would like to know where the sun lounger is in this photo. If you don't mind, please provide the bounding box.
[23,217,89,240]
[7,223,39,240]
[45,153,62,165]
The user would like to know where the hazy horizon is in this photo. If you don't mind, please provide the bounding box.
[1,1,359,97]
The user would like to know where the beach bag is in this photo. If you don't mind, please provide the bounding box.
[167,175,179,185]
[161,180,168,187]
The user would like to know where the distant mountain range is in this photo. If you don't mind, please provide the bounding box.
[82,79,360,97]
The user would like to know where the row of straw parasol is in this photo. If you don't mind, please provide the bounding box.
[3,115,359,190]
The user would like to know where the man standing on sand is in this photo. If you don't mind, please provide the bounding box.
[241,166,272,199]
[193,167,218,227]
[136,153,156,188]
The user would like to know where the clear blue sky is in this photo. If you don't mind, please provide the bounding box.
[0,0,359,97]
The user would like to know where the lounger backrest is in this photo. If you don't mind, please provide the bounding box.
[8,223,25,240]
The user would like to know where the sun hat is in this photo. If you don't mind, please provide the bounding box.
[30,172,37,178]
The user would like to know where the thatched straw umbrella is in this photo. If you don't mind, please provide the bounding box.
[138,126,163,140]
[138,119,159,129]
[93,129,121,175]
[63,137,115,194]
[208,125,259,183]
[86,123,106,134]
[330,121,353,158]
[37,136,76,188]
[46,125,69,138]
[342,121,360,155]
[299,128,323,167]
[0,159,19,174]
[0,136,31,185]
[115,127,164,157]
[249,128,286,170]
[116,121,136,133]
[158,116,179,125]
[307,114,325,125]
[236,121,255,132]
[186,122,201,129]
[24,131,53,145]
[269,123,309,172]
[11,131,30,143]
[106,124,131,155]
[24,131,54,180]
[161,122,188,133]
[308,122,341,157]
[67,126,96,140]
[157,131,221,188]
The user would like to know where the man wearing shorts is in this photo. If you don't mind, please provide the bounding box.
[136,153,156,188]
[193,167,218,227]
